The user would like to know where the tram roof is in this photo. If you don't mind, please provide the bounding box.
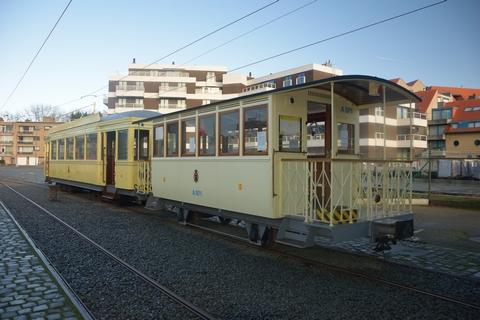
[134,74,421,124]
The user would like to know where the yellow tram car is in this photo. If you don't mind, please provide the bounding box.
[45,110,158,198]
[137,75,420,247]
[45,75,420,248]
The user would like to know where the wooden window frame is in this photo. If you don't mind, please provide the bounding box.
[218,109,240,156]
[166,121,180,157]
[198,113,216,157]
[243,105,268,156]
[153,124,165,158]
[181,117,196,157]
[75,135,85,160]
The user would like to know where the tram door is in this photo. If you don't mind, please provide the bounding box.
[106,131,116,185]
[307,101,331,206]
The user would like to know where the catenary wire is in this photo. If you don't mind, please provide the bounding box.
[0,0,74,112]
[57,0,446,117]
[54,0,280,115]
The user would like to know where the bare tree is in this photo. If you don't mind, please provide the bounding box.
[23,104,61,121]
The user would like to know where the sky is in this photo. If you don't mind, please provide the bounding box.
[0,0,479,116]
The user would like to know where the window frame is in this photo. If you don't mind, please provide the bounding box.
[198,113,216,157]
[51,140,57,160]
[243,105,268,156]
[117,129,129,161]
[153,124,165,158]
[86,133,97,160]
[58,139,65,160]
[75,135,85,160]
[166,121,180,157]
[66,137,74,160]
[181,117,197,157]
[218,109,240,156]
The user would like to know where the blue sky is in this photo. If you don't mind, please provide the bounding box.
[0,0,478,115]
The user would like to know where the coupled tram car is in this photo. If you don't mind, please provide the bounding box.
[45,75,420,248]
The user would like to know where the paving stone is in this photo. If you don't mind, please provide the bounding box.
[0,207,81,319]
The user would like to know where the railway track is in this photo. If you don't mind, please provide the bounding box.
[1,181,216,320]
[1,177,479,316]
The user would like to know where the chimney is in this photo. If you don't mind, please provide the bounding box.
[248,72,252,77]
[133,58,136,64]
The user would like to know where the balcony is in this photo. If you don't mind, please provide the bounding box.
[115,85,144,97]
[427,134,445,140]
[17,141,34,144]
[397,111,427,126]
[241,82,276,96]
[18,130,35,135]
[397,134,427,148]
[115,103,144,109]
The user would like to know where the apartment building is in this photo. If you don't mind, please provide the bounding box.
[107,63,239,114]
[356,78,428,160]
[415,86,480,158]
[0,117,58,166]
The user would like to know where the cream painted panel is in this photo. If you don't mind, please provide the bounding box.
[152,158,274,218]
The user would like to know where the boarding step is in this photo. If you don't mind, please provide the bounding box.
[101,192,116,200]
[105,185,116,194]
[276,216,315,248]
[316,207,358,224]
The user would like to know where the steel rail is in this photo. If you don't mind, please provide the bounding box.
[1,182,216,320]
[184,219,480,311]
[3,177,480,311]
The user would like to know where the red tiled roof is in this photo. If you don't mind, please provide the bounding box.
[445,99,480,122]
[414,89,437,113]
[429,86,480,100]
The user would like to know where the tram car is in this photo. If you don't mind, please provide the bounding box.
[45,75,420,248]
[45,110,158,199]
[136,75,420,247]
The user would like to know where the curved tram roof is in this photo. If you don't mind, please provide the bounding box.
[134,75,421,124]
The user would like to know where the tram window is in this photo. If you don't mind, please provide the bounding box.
[134,130,149,160]
[153,125,164,157]
[244,106,268,155]
[51,141,57,160]
[219,110,239,155]
[86,133,97,160]
[307,121,325,156]
[337,123,355,154]
[118,130,128,160]
[58,139,65,160]
[66,137,74,160]
[199,114,216,156]
[167,122,179,156]
[75,135,85,160]
[182,118,196,156]
[279,115,301,152]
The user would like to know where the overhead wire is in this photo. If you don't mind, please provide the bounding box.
[55,0,280,116]
[0,0,74,112]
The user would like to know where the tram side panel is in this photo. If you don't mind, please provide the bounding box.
[151,158,275,219]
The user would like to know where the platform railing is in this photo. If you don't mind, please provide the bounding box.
[280,159,413,226]
[136,160,152,194]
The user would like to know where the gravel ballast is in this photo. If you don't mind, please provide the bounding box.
[0,180,478,319]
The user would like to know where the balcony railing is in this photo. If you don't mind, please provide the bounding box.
[115,103,144,108]
[159,104,185,109]
[397,134,427,141]
[116,85,144,92]
[18,130,35,134]
[17,141,34,144]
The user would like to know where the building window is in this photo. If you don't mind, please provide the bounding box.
[375,132,384,139]
[75,135,85,160]
[117,130,128,160]
[296,73,306,85]
[182,118,196,156]
[432,108,452,120]
[51,141,57,160]
[475,139,480,146]
[337,123,355,154]
[58,139,65,160]
[244,106,268,155]
[66,137,74,160]
[429,140,445,150]
[451,123,458,129]
[154,125,164,157]
[199,114,216,156]
[167,122,179,156]
[279,115,301,152]
[375,106,384,116]
[160,99,169,108]
[396,107,409,119]
[202,100,211,105]
[430,125,446,136]
[206,72,215,83]
[453,140,459,147]
[283,76,292,87]
[86,133,97,160]
[219,110,239,155]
